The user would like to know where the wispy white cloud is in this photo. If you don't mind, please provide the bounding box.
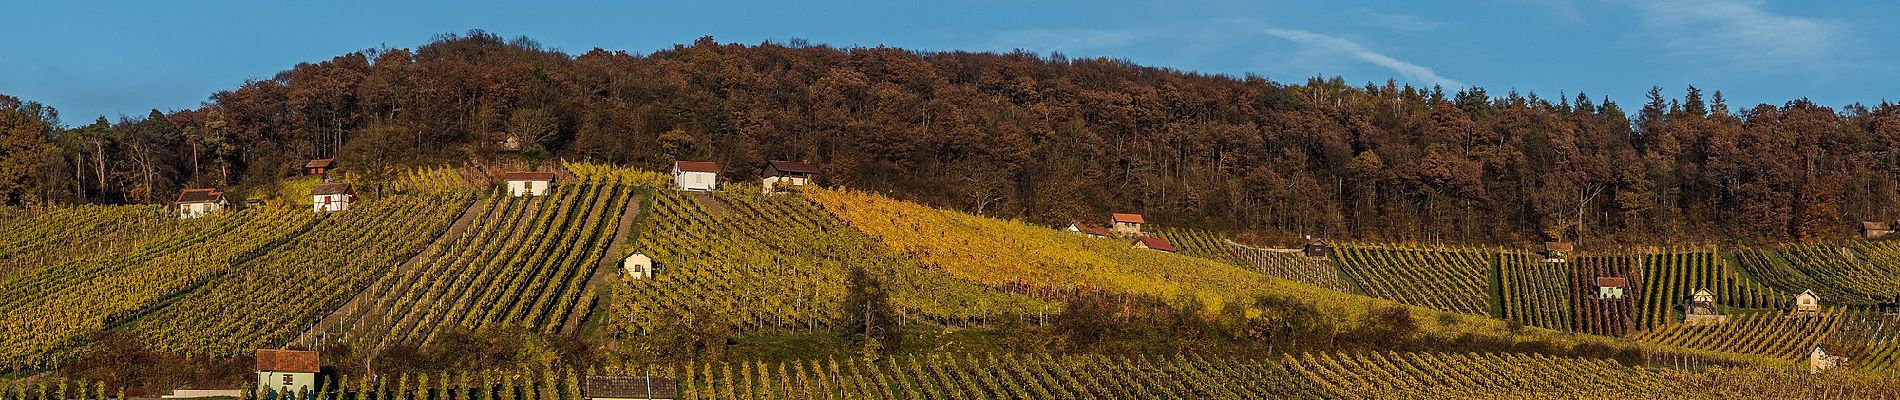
[1262,27,1467,88]
[1627,0,1841,69]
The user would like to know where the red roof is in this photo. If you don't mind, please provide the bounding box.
[1865,221,1894,231]
[174,188,225,204]
[502,171,557,181]
[1545,242,1574,252]
[1070,222,1112,237]
[304,159,335,169]
[1595,277,1628,288]
[1111,213,1145,224]
[674,161,721,173]
[255,349,319,373]
[766,160,821,175]
[1135,236,1176,252]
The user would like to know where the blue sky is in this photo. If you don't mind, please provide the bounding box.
[2,0,1893,124]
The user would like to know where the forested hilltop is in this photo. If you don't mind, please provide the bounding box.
[4,30,1900,245]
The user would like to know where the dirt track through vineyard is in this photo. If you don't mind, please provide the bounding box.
[288,195,489,347]
[561,191,643,335]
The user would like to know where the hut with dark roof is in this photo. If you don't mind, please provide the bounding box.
[311,182,355,212]
[762,160,820,194]
[584,376,678,400]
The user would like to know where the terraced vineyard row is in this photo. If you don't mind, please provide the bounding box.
[1636,251,1789,330]
[610,186,1042,336]
[809,188,1326,315]
[1633,310,1846,360]
[1496,253,1570,330]
[1734,246,1899,306]
[128,191,474,356]
[342,182,628,348]
[1286,350,1900,399]
[0,204,155,271]
[1330,245,1493,315]
[1153,229,1365,295]
[1147,228,1246,266]
[272,351,1900,400]
[1571,255,1644,336]
[0,207,319,369]
[667,353,1322,399]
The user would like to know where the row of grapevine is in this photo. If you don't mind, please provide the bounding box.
[1146,228,1246,266]
[1636,251,1789,330]
[1496,253,1571,330]
[562,161,671,187]
[669,353,1322,399]
[148,351,1900,400]
[1146,227,1361,294]
[610,186,1043,337]
[1329,245,1493,315]
[339,182,628,348]
[1633,309,1847,360]
[1734,246,1897,306]
[1285,350,1900,399]
[127,191,474,356]
[0,204,155,271]
[807,187,1333,316]
[0,207,320,369]
[1571,255,1643,336]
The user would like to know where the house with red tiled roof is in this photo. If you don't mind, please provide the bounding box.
[1110,213,1145,236]
[672,161,719,191]
[255,349,320,395]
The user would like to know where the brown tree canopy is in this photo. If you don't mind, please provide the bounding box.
[15,31,1900,245]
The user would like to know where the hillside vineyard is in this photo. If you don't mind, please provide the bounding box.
[2,162,1900,397]
[8,34,1900,398]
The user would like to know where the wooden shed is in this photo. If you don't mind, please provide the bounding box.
[1303,239,1331,258]
[311,182,355,213]
[175,188,228,219]
[672,161,720,191]
[304,159,335,176]
[762,160,820,194]
[1863,221,1895,239]
[622,253,654,280]
[584,376,678,400]
[1541,242,1574,261]
[1795,290,1822,312]
[1594,277,1627,300]
[255,349,320,395]
[1110,213,1145,236]
[503,172,557,197]
[1684,288,1726,325]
